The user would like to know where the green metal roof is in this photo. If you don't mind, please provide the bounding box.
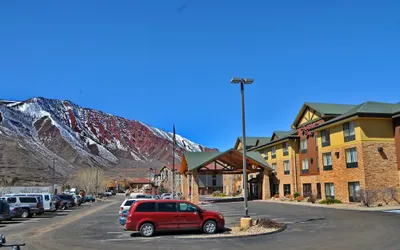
[237,137,261,146]
[183,149,272,171]
[393,102,400,115]
[292,102,356,128]
[305,102,356,116]
[184,152,221,171]
[272,131,296,140]
[311,101,395,130]
[256,137,271,145]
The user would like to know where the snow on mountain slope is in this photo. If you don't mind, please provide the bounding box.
[0,97,218,183]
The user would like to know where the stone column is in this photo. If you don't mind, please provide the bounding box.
[262,169,271,200]
[181,173,188,200]
[191,170,200,204]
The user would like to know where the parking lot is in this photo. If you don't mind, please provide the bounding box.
[7,195,395,250]
[2,195,400,250]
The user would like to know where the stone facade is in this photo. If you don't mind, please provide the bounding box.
[362,141,399,190]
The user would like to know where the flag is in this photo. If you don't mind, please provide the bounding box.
[173,124,176,145]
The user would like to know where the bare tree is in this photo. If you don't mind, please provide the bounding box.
[72,167,105,194]
[379,188,393,205]
[388,187,400,204]
[360,189,376,207]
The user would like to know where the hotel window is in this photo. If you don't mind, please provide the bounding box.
[346,148,358,168]
[283,184,291,195]
[283,142,289,156]
[302,159,309,174]
[323,152,333,171]
[300,139,307,154]
[272,163,277,172]
[343,122,356,142]
[284,161,290,175]
[271,146,276,159]
[262,148,268,160]
[348,182,361,202]
[321,129,331,147]
[325,183,335,199]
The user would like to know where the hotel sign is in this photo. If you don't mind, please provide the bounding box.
[301,123,316,138]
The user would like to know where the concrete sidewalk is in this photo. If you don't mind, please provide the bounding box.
[255,199,400,211]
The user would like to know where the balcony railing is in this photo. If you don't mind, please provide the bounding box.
[346,162,358,168]
[344,135,356,142]
[322,140,331,147]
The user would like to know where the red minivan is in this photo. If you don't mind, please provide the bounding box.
[125,200,225,237]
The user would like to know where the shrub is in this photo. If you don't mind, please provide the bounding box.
[296,196,304,202]
[212,192,228,197]
[274,194,279,199]
[360,189,376,207]
[294,192,300,198]
[256,218,283,229]
[319,198,342,205]
[307,194,317,203]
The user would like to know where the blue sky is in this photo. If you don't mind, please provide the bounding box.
[0,1,399,151]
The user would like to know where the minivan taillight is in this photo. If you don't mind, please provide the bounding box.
[120,207,123,211]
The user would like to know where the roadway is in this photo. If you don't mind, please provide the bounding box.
[5,195,400,250]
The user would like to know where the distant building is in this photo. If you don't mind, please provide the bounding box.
[155,164,223,195]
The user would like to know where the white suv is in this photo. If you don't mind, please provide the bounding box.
[119,198,152,215]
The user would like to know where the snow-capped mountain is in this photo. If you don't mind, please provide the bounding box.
[0,97,218,185]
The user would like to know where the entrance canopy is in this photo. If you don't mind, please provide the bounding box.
[180,148,272,175]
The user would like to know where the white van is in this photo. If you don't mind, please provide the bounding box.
[9,193,56,212]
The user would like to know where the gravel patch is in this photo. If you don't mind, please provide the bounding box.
[174,226,280,239]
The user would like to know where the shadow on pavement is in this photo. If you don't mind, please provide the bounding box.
[130,229,231,238]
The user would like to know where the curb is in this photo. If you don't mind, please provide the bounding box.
[254,200,400,212]
[173,223,288,240]
[203,198,244,204]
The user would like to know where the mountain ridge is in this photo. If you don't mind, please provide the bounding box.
[0,97,218,185]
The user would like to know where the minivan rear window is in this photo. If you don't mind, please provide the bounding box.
[135,202,156,212]
[6,197,17,204]
[124,200,136,206]
[19,197,37,203]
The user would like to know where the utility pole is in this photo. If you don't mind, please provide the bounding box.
[95,167,99,196]
[172,124,176,199]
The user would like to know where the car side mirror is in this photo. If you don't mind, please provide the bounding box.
[0,234,5,245]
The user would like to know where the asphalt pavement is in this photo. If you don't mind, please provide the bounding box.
[5,195,400,250]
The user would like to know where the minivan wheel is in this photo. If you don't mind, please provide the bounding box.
[203,220,217,234]
[21,209,29,219]
[139,223,155,237]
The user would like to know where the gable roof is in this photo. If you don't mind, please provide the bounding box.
[292,102,356,128]
[311,101,395,131]
[256,137,271,145]
[251,132,299,151]
[181,149,272,172]
[271,131,296,140]
[393,102,400,116]
[234,136,271,149]
[129,178,152,184]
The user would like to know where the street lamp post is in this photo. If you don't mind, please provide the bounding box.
[231,77,253,219]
